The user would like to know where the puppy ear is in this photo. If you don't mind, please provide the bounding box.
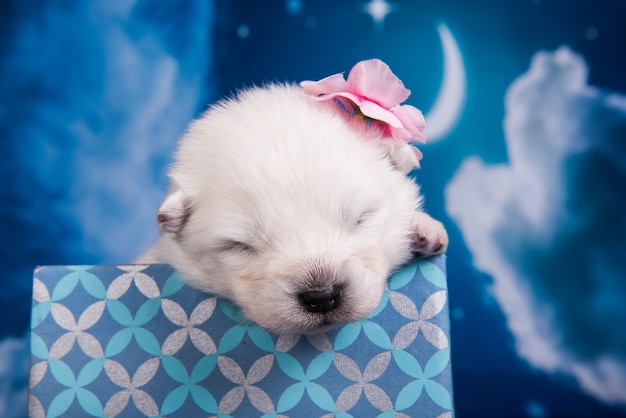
[383,141,421,174]
[157,190,192,233]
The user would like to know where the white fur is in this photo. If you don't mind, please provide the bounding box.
[141,84,447,333]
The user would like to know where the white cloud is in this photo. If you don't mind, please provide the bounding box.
[445,47,626,406]
[67,1,213,262]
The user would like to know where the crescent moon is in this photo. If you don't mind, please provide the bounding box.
[423,24,466,142]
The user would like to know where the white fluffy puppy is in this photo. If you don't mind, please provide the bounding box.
[144,81,447,334]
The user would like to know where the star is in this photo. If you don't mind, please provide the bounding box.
[362,0,395,31]
[286,0,303,15]
[585,27,599,40]
[237,24,250,39]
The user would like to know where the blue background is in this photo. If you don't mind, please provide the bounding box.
[1,1,625,417]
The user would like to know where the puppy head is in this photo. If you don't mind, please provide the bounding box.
[157,84,422,333]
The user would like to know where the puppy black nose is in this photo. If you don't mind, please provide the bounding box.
[299,285,342,314]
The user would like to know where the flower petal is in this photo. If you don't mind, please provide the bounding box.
[308,91,363,109]
[359,100,404,129]
[391,105,427,143]
[347,59,410,108]
[300,73,348,96]
[411,145,424,162]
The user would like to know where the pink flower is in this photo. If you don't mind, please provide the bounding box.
[300,59,427,148]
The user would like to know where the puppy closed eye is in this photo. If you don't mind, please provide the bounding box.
[219,240,256,254]
[356,209,377,227]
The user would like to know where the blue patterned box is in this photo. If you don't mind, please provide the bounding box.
[28,255,453,417]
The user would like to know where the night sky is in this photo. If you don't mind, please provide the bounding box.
[1,1,626,417]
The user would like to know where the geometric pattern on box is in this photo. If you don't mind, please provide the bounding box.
[28,255,453,418]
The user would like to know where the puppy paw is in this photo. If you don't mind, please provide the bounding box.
[409,212,448,257]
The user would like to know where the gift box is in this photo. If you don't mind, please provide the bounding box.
[28,255,453,417]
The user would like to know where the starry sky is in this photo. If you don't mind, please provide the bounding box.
[1,1,626,417]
